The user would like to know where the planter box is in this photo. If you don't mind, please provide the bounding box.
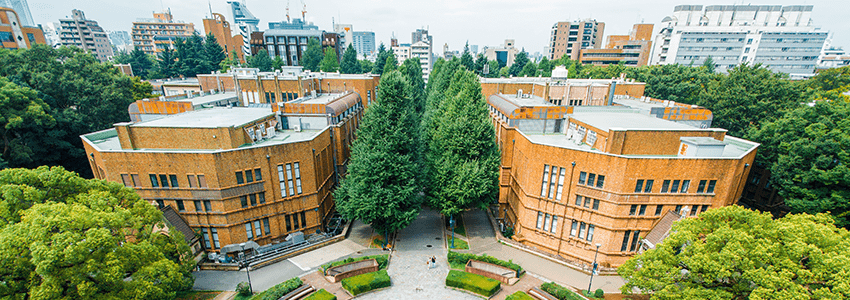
[325,259,379,283]
[466,259,519,285]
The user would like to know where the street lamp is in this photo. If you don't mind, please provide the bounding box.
[587,243,601,295]
[239,243,254,295]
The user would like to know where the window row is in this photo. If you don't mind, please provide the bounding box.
[578,172,605,189]
[569,220,595,242]
[240,192,267,208]
[629,204,710,216]
[620,230,641,252]
[277,162,303,198]
[634,179,716,194]
[536,212,559,234]
[122,173,208,189]
[575,195,600,210]
[285,211,308,232]
[201,227,220,249]
[245,217,271,240]
[236,168,263,185]
[540,165,567,201]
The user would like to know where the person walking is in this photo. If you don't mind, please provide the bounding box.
[430,256,437,269]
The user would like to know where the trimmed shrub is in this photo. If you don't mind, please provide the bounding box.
[594,288,604,298]
[303,289,337,300]
[540,282,584,300]
[321,254,389,274]
[251,277,303,300]
[341,270,391,296]
[445,270,501,297]
[447,251,523,276]
[236,282,252,296]
[506,291,535,300]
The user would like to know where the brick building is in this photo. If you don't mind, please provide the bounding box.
[203,12,244,62]
[82,90,365,253]
[580,24,654,67]
[0,6,45,50]
[549,19,605,60]
[485,75,758,269]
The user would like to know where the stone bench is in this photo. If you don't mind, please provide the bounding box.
[465,259,519,285]
[527,287,559,300]
[280,284,314,300]
[324,258,379,283]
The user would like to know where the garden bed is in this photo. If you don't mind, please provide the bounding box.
[341,270,392,296]
[507,291,536,300]
[445,270,501,297]
[303,289,336,300]
[250,277,303,300]
[320,254,389,274]
[447,251,523,275]
[447,234,469,250]
[539,282,585,300]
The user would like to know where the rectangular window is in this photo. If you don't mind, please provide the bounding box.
[544,214,551,232]
[583,198,590,208]
[294,163,303,194]
[122,174,132,187]
[570,221,577,237]
[150,174,159,187]
[621,230,631,251]
[249,194,257,206]
[550,216,558,234]
[285,214,292,231]
[300,211,307,228]
[655,205,663,216]
[541,165,550,197]
[240,196,248,208]
[258,193,266,204]
[587,224,595,241]
[587,173,596,187]
[629,231,641,251]
[194,200,202,212]
[707,180,717,193]
[596,175,605,188]
[286,164,295,196]
[644,180,654,193]
[278,165,288,197]
[630,205,637,215]
[548,166,558,198]
[245,169,254,183]
[578,172,587,184]
[697,180,707,193]
[169,174,178,188]
[236,171,244,184]
[188,175,197,188]
[176,200,185,211]
[690,206,698,216]
[575,195,583,206]
[701,205,709,213]
[681,180,690,193]
[263,218,271,235]
[634,180,644,193]
[579,222,587,239]
[671,180,680,193]
[675,205,683,213]
[245,223,253,240]
[198,175,207,188]
[211,228,220,248]
[661,180,670,193]
[160,174,170,188]
[254,220,262,237]
[555,168,566,200]
[255,169,262,181]
[132,174,140,187]
[537,212,544,229]
[204,200,211,212]
[156,200,164,208]
[592,199,600,210]
[202,228,211,248]
[639,205,647,216]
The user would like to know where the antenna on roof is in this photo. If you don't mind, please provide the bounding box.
[301,0,307,20]
[286,0,290,22]
[208,1,213,19]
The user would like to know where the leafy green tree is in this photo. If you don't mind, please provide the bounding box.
[519,61,538,77]
[508,51,529,76]
[802,66,850,101]
[157,47,177,78]
[399,58,426,116]
[460,42,474,71]
[538,57,552,77]
[272,56,285,70]
[0,166,194,299]
[0,78,55,166]
[220,50,240,72]
[131,76,157,100]
[128,48,155,78]
[301,38,323,71]
[204,33,227,69]
[334,71,421,239]
[619,206,850,299]
[486,60,500,78]
[702,56,716,73]
[359,59,374,74]
[474,53,487,76]
[372,43,389,74]
[499,66,510,78]
[749,101,850,227]
[249,49,273,72]
[382,53,398,74]
[320,48,340,72]
[340,44,361,74]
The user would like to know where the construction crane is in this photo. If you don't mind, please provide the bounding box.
[301,0,307,20]
[285,0,290,22]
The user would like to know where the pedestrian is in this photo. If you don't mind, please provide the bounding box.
[430,256,436,269]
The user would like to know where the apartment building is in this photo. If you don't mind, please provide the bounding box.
[549,19,605,60]
[485,39,520,68]
[58,9,113,62]
[0,6,44,49]
[0,0,32,27]
[227,1,259,56]
[131,10,195,55]
[580,24,653,67]
[484,70,757,269]
[81,90,365,253]
[203,12,244,62]
[651,5,827,75]
[352,31,375,58]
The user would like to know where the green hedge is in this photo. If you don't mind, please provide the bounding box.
[341,270,391,296]
[303,289,336,300]
[506,291,535,300]
[251,277,303,300]
[445,270,501,297]
[447,251,523,276]
[321,254,389,275]
[540,282,584,300]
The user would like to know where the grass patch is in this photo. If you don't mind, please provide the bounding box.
[174,291,220,300]
[540,282,585,300]
[447,251,523,276]
[446,215,467,236]
[233,294,252,300]
[303,289,336,300]
[251,277,302,300]
[341,270,391,296]
[447,234,469,250]
[445,270,501,297]
[506,291,535,300]
[320,254,389,274]
[369,234,386,248]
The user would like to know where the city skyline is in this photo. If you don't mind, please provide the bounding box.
[28,0,850,56]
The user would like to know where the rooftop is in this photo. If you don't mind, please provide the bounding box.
[569,112,697,132]
[290,93,344,105]
[186,92,238,106]
[161,78,200,86]
[82,127,322,153]
[130,107,272,128]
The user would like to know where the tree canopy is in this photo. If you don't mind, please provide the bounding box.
[301,38,323,72]
[249,49,273,72]
[340,44,362,74]
[619,206,850,299]
[320,48,340,72]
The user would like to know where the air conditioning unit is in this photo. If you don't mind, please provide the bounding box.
[293,124,302,132]
[266,127,276,138]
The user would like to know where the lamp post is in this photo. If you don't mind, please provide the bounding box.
[239,243,254,295]
[587,243,601,295]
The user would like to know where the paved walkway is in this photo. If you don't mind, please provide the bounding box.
[357,208,479,300]
[464,208,626,293]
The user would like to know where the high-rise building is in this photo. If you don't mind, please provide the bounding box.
[204,12,244,62]
[0,6,44,49]
[58,9,114,62]
[0,0,33,27]
[485,39,520,67]
[651,5,828,75]
[409,28,433,75]
[262,19,323,68]
[42,22,62,47]
[131,10,195,55]
[227,1,259,57]
[108,30,132,53]
[549,19,605,60]
[470,45,478,55]
[352,31,375,58]
[334,24,352,51]
[579,24,654,67]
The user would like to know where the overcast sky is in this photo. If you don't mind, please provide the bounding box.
[30,0,849,55]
